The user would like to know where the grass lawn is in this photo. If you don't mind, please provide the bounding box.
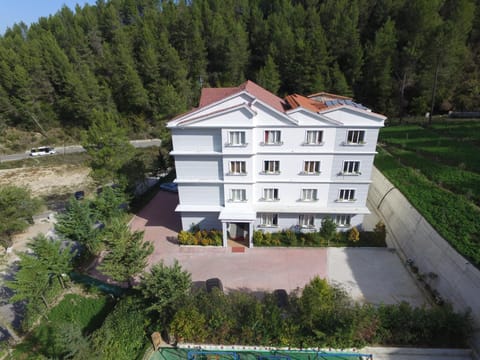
[12,293,114,359]
[376,120,480,268]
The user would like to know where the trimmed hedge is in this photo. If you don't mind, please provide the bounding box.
[178,229,223,246]
[252,225,386,248]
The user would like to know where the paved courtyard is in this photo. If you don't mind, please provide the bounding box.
[131,190,427,305]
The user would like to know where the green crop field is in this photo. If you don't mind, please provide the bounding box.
[376,120,480,268]
[379,124,480,173]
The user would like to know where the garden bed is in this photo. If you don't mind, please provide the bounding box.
[253,227,386,247]
[178,229,223,246]
[177,223,387,248]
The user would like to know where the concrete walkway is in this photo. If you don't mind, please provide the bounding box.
[328,247,427,307]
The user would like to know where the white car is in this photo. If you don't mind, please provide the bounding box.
[30,146,57,156]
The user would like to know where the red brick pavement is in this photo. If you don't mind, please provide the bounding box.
[130,190,328,293]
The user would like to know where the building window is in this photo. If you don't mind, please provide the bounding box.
[338,189,356,201]
[299,214,315,228]
[229,161,246,175]
[263,160,280,174]
[301,188,318,201]
[304,130,323,145]
[263,188,279,201]
[302,161,320,175]
[335,214,351,227]
[260,213,278,227]
[227,131,246,146]
[346,130,365,145]
[230,189,246,202]
[342,161,360,175]
[263,130,282,145]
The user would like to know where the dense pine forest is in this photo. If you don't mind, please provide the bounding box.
[1,0,479,133]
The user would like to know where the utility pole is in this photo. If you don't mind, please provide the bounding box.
[428,57,440,126]
[29,113,48,137]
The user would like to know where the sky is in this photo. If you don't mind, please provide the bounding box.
[0,0,97,35]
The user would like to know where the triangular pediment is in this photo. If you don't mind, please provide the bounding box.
[174,103,256,127]
[287,107,342,126]
[252,101,298,126]
[320,106,386,126]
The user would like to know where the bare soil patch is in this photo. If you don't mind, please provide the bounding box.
[0,164,94,197]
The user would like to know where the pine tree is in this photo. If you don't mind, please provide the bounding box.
[81,109,135,185]
[28,234,75,289]
[361,18,397,114]
[55,197,102,256]
[328,63,352,97]
[99,219,153,285]
[7,252,51,310]
[137,260,191,323]
[256,54,281,94]
[319,0,364,86]
[0,185,42,248]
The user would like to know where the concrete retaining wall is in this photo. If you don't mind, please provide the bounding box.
[365,346,472,360]
[368,166,480,357]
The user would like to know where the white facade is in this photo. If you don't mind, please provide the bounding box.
[168,81,386,247]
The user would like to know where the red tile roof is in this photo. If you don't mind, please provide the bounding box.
[198,87,241,108]
[198,80,286,113]
[241,80,286,113]
[284,94,328,112]
[191,81,371,119]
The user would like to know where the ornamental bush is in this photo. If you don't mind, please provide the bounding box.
[178,229,222,246]
[252,228,384,248]
[348,227,360,242]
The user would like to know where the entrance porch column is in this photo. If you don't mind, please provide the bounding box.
[249,222,254,248]
[221,222,228,247]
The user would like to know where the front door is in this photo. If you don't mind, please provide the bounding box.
[227,222,249,246]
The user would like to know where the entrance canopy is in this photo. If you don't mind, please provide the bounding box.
[219,208,256,222]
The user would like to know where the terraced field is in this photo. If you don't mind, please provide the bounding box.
[376,121,480,269]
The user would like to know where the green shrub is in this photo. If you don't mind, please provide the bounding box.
[170,304,208,343]
[319,217,336,241]
[264,232,273,246]
[348,227,360,242]
[303,232,316,246]
[168,278,472,348]
[253,230,264,245]
[285,230,297,246]
[14,294,114,358]
[252,228,385,248]
[376,302,471,347]
[178,230,195,245]
[178,229,223,246]
[211,230,223,246]
[92,297,149,359]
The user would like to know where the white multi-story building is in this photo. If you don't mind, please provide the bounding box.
[167,81,386,247]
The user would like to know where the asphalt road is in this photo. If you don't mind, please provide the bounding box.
[0,139,161,162]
